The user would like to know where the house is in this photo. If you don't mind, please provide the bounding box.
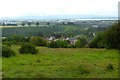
[48,36,55,42]
[66,38,77,45]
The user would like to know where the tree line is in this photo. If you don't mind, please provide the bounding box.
[89,22,120,50]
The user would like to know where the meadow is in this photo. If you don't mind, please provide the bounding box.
[2,45,118,78]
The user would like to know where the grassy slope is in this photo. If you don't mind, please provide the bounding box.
[2,45,118,78]
[0,58,2,79]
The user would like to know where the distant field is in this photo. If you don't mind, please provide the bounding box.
[0,26,17,28]
[2,45,118,78]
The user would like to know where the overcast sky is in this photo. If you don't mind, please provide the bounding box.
[0,0,119,18]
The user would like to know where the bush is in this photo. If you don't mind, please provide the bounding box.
[58,40,68,48]
[19,43,38,54]
[88,32,106,48]
[48,40,69,48]
[2,45,15,57]
[48,41,60,48]
[30,36,47,46]
[6,34,26,42]
[2,41,12,47]
[68,44,76,48]
[75,37,88,48]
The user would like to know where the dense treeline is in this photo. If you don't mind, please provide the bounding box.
[2,35,88,48]
[2,24,108,38]
[89,22,120,50]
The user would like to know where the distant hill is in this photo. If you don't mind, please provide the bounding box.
[0,15,117,20]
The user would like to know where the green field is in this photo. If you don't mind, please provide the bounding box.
[2,45,118,78]
[0,26,17,28]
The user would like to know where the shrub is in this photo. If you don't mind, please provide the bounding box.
[19,43,38,54]
[75,40,81,48]
[6,34,26,42]
[48,40,69,48]
[75,36,88,48]
[58,40,68,48]
[2,41,12,47]
[48,41,60,48]
[68,44,76,48]
[30,36,47,46]
[88,39,98,48]
[2,45,15,57]
[88,32,106,48]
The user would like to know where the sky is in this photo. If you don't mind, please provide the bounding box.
[0,0,119,18]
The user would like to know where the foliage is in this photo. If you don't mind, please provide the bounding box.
[19,43,38,54]
[36,22,39,26]
[48,40,69,48]
[2,41,12,47]
[2,35,30,46]
[105,23,120,49]
[28,22,32,26]
[75,40,81,48]
[58,40,68,48]
[75,37,88,48]
[48,41,60,48]
[5,34,28,42]
[88,32,106,48]
[68,44,76,48]
[2,45,15,57]
[21,23,25,26]
[89,23,120,50]
[2,24,108,39]
[30,36,47,46]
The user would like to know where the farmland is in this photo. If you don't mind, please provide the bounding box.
[0,26,17,28]
[2,45,118,78]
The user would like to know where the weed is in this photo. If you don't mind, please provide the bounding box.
[78,65,90,75]
[106,63,114,71]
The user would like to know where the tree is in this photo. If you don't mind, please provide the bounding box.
[58,40,68,48]
[21,23,25,26]
[75,37,88,48]
[47,22,50,25]
[19,43,38,54]
[30,36,47,46]
[48,41,60,48]
[36,22,39,26]
[28,22,31,26]
[88,32,106,48]
[2,45,15,57]
[105,23,120,49]
[2,22,5,26]
[75,40,81,48]
[88,22,120,49]
[6,34,26,42]
[67,22,75,25]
